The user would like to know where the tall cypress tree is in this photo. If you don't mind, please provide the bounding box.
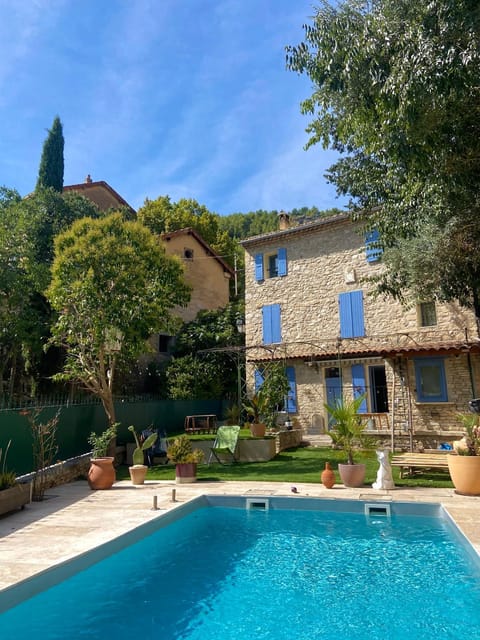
[36,116,65,192]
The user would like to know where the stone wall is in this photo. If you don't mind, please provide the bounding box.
[242,216,480,442]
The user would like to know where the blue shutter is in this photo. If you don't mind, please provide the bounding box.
[262,304,281,344]
[339,291,365,338]
[277,248,288,277]
[365,229,382,263]
[351,291,365,337]
[351,364,367,413]
[254,253,264,281]
[339,292,353,338]
[286,366,297,413]
[254,368,265,392]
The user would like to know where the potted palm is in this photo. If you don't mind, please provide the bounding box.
[87,423,118,490]
[243,392,267,437]
[324,394,369,487]
[0,439,32,515]
[244,363,290,437]
[167,435,204,484]
[448,410,480,496]
[128,426,158,485]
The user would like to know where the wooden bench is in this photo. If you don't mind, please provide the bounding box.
[391,452,451,478]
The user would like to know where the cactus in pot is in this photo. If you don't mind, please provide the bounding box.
[128,426,158,485]
[128,426,158,465]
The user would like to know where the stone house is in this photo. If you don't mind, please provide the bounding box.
[241,213,480,449]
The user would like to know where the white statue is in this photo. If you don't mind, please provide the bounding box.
[372,449,395,490]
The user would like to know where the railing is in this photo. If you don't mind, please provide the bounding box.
[0,392,166,411]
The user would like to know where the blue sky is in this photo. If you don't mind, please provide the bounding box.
[0,1,346,215]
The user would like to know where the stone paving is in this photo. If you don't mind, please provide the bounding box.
[0,479,479,593]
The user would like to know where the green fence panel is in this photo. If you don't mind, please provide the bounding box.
[0,399,226,475]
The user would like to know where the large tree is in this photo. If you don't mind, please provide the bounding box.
[46,213,191,425]
[36,116,65,192]
[0,188,101,396]
[286,1,480,317]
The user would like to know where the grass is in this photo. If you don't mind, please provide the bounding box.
[116,445,454,489]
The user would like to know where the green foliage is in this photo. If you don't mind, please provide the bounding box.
[166,354,225,400]
[46,213,191,424]
[166,434,204,464]
[286,0,480,315]
[137,195,237,269]
[128,426,158,465]
[324,394,369,465]
[36,116,65,192]
[165,302,245,401]
[88,423,118,459]
[0,187,102,397]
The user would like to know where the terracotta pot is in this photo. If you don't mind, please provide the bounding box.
[175,462,197,484]
[250,422,266,437]
[321,462,335,489]
[129,464,148,485]
[338,463,366,488]
[88,457,115,490]
[447,454,480,496]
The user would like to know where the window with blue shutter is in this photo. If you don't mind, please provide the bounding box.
[254,253,264,281]
[414,357,448,402]
[262,304,281,344]
[339,291,365,338]
[286,366,297,413]
[351,364,367,412]
[365,229,383,263]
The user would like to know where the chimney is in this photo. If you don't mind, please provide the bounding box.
[278,211,290,230]
[85,174,92,183]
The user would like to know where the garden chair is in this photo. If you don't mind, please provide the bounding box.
[209,425,240,465]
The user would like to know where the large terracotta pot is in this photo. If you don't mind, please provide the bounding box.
[129,464,148,485]
[250,422,266,437]
[338,463,366,488]
[447,454,480,496]
[88,457,115,490]
[175,463,197,484]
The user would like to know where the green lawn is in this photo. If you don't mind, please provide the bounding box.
[116,446,454,489]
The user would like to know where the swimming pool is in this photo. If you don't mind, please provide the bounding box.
[1,496,479,639]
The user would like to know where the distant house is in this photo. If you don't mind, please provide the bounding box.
[63,175,136,217]
[161,227,233,323]
[241,212,480,449]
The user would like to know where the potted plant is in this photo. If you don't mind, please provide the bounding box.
[87,423,118,490]
[243,363,290,437]
[0,439,32,515]
[167,434,204,484]
[127,426,158,485]
[447,412,480,496]
[324,394,369,487]
[243,392,267,437]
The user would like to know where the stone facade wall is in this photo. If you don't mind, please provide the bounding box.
[242,217,480,444]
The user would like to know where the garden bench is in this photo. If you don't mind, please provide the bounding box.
[390,452,451,478]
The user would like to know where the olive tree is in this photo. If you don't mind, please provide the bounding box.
[46,213,191,425]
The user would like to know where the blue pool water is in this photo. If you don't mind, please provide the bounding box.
[1,498,480,639]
